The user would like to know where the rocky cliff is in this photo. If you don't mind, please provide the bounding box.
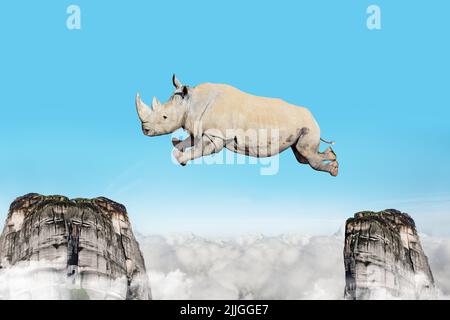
[344,209,435,299]
[0,193,151,300]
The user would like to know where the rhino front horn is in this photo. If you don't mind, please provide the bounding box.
[135,93,152,121]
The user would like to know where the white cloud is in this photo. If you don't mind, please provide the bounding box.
[139,233,346,300]
[421,235,450,298]
[140,232,450,300]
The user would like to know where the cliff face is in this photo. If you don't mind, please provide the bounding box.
[0,193,151,300]
[344,209,435,299]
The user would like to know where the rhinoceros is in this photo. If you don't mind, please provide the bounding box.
[136,75,338,176]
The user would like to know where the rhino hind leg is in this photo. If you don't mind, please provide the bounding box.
[293,131,339,176]
[319,147,337,161]
[302,151,339,176]
[310,158,339,177]
[291,146,309,164]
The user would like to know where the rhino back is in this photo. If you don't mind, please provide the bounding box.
[197,83,315,135]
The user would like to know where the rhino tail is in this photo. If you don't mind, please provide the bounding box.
[320,137,335,145]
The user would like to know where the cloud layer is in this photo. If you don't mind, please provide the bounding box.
[1,232,449,299]
[140,232,450,300]
[421,235,450,298]
[139,233,345,299]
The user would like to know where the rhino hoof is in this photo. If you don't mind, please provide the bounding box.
[330,161,339,177]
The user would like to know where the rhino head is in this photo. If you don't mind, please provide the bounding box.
[136,74,190,136]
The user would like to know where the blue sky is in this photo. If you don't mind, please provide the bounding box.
[0,1,449,236]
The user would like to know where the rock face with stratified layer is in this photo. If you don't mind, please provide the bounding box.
[344,209,435,299]
[0,193,151,300]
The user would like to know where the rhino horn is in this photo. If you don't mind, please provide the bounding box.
[135,93,152,121]
[172,74,182,89]
[151,96,161,110]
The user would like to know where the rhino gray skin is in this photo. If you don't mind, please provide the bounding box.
[136,75,338,176]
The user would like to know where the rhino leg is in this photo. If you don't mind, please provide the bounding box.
[172,136,196,152]
[292,145,336,165]
[173,134,224,166]
[309,158,339,177]
[293,129,339,176]
[318,147,337,161]
[291,146,309,164]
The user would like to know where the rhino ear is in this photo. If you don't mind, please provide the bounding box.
[182,86,189,97]
[172,74,182,89]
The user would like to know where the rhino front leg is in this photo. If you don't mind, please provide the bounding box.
[172,135,197,152]
[173,134,224,166]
